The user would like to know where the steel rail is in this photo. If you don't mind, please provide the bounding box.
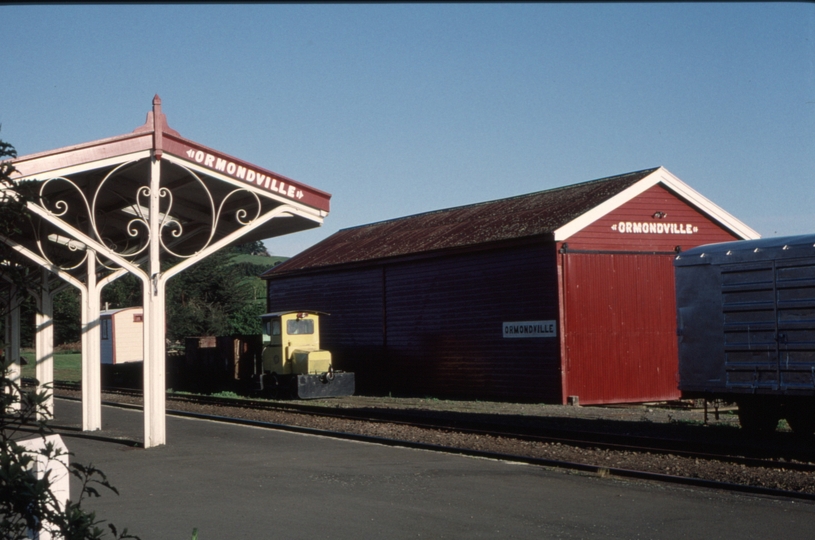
[52,382,815,472]
[53,394,815,503]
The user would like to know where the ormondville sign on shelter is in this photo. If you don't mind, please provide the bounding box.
[2,96,330,447]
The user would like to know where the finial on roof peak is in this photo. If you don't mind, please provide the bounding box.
[132,95,180,138]
[153,95,162,118]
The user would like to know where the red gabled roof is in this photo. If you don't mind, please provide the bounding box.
[263,168,660,277]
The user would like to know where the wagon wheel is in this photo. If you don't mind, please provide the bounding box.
[783,399,815,437]
[736,398,781,435]
[289,377,300,400]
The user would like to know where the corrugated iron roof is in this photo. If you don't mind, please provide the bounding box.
[264,167,659,277]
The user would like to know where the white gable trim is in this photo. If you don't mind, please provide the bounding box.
[552,167,760,242]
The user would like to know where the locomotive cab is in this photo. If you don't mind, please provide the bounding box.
[256,311,354,399]
[261,312,332,376]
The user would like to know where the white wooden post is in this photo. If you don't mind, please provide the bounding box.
[143,155,166,448]
[35,269,55,419]
[81,252,101,431]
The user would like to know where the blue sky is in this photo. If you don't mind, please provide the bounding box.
[2,3,813,256]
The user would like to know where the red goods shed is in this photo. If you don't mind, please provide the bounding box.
[262,167,759,404]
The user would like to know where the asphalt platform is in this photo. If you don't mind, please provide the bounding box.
[42,398,815,539]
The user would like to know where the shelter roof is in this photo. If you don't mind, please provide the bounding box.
[264,166,758,277]
[7,96,330,274]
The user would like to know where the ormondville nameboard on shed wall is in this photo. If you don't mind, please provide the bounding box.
[503,321,557,338]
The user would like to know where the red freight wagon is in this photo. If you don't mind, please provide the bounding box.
[263,167,758,404]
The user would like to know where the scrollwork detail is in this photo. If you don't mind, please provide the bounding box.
[34,157,267,268]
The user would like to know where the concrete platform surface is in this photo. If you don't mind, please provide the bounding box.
[45,399,815,540]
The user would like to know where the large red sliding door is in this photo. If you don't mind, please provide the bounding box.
[561,253,680,404]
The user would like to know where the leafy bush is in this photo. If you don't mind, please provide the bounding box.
[0,358,138,539]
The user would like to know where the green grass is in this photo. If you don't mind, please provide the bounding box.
[209,390,241,399]
[20,351,83,382]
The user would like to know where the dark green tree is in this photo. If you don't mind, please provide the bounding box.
[53,289,81,345]
[0,138,35,324]
[231,240,269,256]
[165,248,258,340]
[162,242,285,340]
[101,273,142,311]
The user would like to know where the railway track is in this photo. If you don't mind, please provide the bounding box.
[57,383,815,465]
[48,382,815,501]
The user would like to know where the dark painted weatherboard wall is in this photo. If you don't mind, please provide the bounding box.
[266,240,563,402]
[384,241,561,401]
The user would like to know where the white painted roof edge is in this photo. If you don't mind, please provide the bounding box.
[12,151,152,182]
[552,166,761,242]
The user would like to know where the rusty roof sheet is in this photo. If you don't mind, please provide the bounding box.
[264,167,659,277]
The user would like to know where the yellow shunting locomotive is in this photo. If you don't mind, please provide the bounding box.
[255,311,355,399]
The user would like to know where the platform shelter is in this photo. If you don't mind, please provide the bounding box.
[2,96,331,447]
